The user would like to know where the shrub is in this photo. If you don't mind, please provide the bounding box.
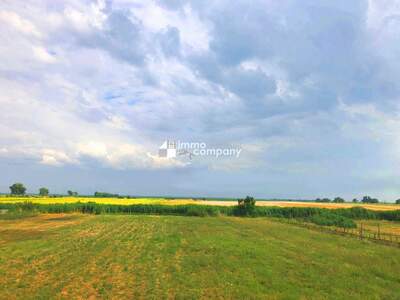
[335,207,376,220]
[234,196,256,216]
[310,214,356,228]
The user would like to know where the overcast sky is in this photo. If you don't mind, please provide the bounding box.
[1,0,400,201]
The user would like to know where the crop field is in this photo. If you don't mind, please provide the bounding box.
[0,197,197,206]
[0,213,399,299]
[1,197,399,211]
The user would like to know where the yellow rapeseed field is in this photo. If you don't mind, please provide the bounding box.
[0,197,198,205]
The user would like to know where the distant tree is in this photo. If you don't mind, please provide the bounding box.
[9,183,26,195]
[236,196,256,215]
[316,198,331,203]
[67,190,78,196]
[352,198,358,203]
[396,199,400,204]
[39,187,49,196]
[94,192,119,198]
[332,197,344,203]
[333,197,345,203]
[238,196,256,208]
[361,196,379,203]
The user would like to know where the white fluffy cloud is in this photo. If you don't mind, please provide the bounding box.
[0,10,42,37]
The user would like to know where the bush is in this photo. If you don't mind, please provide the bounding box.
[376,210,400,221]
[234,196,256,216]
[335,207,376,220]
[310,214,356,228]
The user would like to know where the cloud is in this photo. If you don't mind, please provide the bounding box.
[1,0,400,198]
[40,149,76,166]
[77,141,108,159]
[76,141,188,169]
[0,10,42,37]
[131,1,210,53]
[32,46,56,63]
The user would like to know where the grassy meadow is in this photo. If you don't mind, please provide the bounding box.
[0,213,399,299]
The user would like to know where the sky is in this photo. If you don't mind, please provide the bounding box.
[1,0,400,201]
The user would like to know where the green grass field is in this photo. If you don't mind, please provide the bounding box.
[0,214,399,299]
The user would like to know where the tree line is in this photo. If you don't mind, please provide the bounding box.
[8,183,77,197]
[315,196,383,204]
[8,183,117,198]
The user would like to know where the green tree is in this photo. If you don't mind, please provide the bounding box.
[238,196,256,207]
[396,199,400,204]
[94,191,119,198]
[361,196,379,203]
[352,198,358,203]
[39,187,49,196]
[68,190,78,196]
[236,196,256,215]
[9,183,26,195]
[333,197,345,203]
[316,198,331,203]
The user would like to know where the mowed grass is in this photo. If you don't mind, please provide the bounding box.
[0,215,399,299]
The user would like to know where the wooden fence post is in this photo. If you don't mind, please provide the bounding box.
[378,223,381,240]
